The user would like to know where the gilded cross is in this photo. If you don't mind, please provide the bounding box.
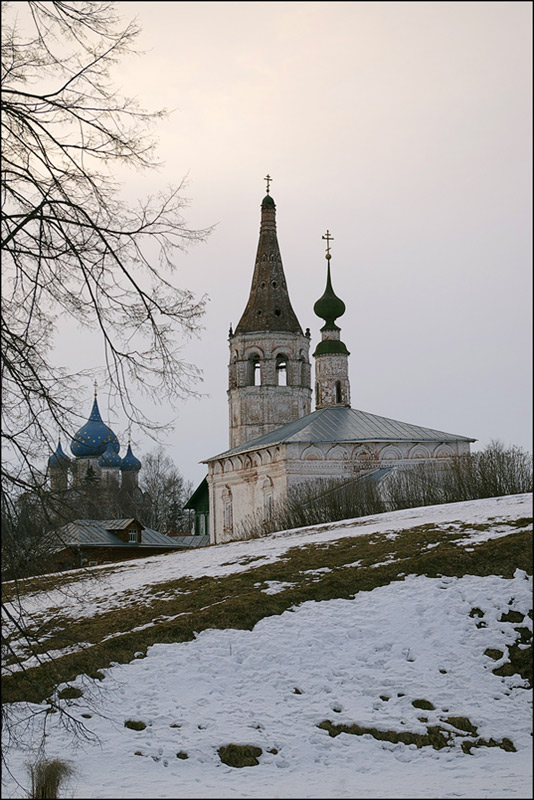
[264,174,272,194]
[322,230,334,258]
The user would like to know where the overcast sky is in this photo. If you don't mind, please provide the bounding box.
[51,1,532,489]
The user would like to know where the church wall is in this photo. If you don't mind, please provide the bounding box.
[228,386,311,449]
[207,445,290,543]
[71,456,102,485]
[228,330,312,448]
[315,353,351,409]
[207,438,472,543]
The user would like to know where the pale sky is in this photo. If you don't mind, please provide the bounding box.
[51,1,532,489]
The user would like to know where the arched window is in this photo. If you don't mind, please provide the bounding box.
[222,487,233,531]
[248,355,261,386]
[335,381,342,404]
[276,355,287,386]
[262,477,273,519]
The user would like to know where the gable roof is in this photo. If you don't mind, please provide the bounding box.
[204,406,475,462]
[103,518,144,531]
[52,519,205,549]
[184,478,209,511]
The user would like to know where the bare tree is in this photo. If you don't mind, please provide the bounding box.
[140,446,193,533]
[236,442,532,541]
[1,1,211,775]
[1,1,212,503]
[382,441,533,510]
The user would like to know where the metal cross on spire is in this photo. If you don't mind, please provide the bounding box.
[94,379,98,397]
[322,230,334,260]
[264,174,272,194]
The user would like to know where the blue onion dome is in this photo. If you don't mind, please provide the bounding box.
[70,394,120,458]
[48,439,71,469]
[121,442,142,472]
[98,441,123,469]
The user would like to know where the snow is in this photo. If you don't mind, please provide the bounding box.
[2,494,532,799]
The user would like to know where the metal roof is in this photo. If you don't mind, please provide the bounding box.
[103,518,141,531]
[205,406,475,462]
[234,193,303,335]
[184,477,209,510]
[173,535,210,548]
[52,520,205,549]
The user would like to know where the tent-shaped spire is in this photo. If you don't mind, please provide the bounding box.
[234,177,303,334]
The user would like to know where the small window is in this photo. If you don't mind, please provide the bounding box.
[254,361,261,386]
[264,493,273,519]
[223,499,233,531]
[248,355,261,386]
[128,528,138,543]
[335,381,342,404]
[276,355,287,386]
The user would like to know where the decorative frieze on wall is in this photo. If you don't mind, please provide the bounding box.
[207,437,471,543]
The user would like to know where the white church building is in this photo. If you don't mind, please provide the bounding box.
[201,181,475,544]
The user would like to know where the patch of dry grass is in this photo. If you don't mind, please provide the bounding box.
[2,520,531,707]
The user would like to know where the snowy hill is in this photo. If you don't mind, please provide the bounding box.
[2,494,532,799]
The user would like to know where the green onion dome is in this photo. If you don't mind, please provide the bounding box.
[313,262,346,327]
[48,439,71,469]
[261,194,275,207]
[120,443,142,472]
[70,396,120,458]
[98,441,123,468]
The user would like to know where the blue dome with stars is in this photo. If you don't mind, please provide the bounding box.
[70,395,120,458]
[48,439,71,469]
[98,441,123,468]
[121,443,142,472]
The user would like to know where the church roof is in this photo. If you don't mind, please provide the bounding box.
[204,406,476,461]
[70,394,120,458]
[48,439,71,468]
[234,189,303,335]
[121,443,142,471]
[98,441,123,468]
[314,261,346,328]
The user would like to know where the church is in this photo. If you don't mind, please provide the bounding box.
[46,386,152,525]
[48,385,145,504]
[45,388,210,566]
[199,179,475,544]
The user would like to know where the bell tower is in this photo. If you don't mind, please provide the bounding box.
[228,177,312,448]
[313,231,351,409]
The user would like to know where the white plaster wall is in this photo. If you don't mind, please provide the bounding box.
[207,438,472,543]
[208,445,289,543]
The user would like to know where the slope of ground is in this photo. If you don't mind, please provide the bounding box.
[2,494,532,798]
